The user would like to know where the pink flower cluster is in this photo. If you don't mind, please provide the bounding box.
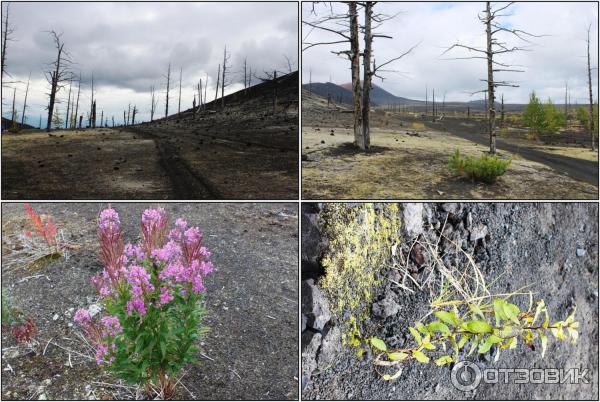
[75,207,213,366]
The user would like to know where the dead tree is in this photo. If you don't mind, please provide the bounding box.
[127,103,131,126]
[197,80,202,110]
[1,2,15,80]
[92,100,96,128]
[221,45,230,108]
[204,73,208,108]
[215,63,220,103]
[164,62,171,118]
[193,95,196,117]
[112,116,114,127]
[21,71,31,126]
[123,110,126,126]
[73,73,81,129]
[150,85,157,121]
[131,105,137,125]
[178,67,182,114]
[65,77,72,129]
[243,57,248,91]
[283,54,293,73]
[425,85,428,115]
[44,31,73,132]
[443,2,539,154]
[432,88,436,120]
[586,23,596,150]
[10,87,16,129]
[500,93,505,128]
[90,73,95,128]
[100,110,103,127]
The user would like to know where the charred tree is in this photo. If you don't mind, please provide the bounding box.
[178,66,182,114]
[131,105,137,125]
[65,77,72,129]
[21,71,31,126]
[221,45,230,108]
[586,24,596,151]
[44,31,72,132]
[1,2,15,80]
[10,87,16,129]
[164,62,171,118]
[215,63,220,103]
[443,1,538,154]
[150,85,158,122]
[73,73,81,129]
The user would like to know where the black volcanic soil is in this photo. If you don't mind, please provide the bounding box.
[2,72,298,200]
[302,202,599,400]
[1,202,299,400]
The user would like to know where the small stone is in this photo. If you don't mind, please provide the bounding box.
[576,248,586,257]
[470,224,488,241]
[43,379,52,386]
[442,203,461,214]
[4,349,19,359]
[372,294,400,318]
[52,314,59,321]
[403,203,424,237]
[88,304,102,318]
[38,394,47,400]
[301,280,331,331]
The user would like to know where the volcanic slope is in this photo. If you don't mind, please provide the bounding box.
[2,72,299,200]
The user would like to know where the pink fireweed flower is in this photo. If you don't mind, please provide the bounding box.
[157,287,174,307]
[152,240,182,264]
[124,243,145,261]
[74,308,91,324]
[95,343,110,365]
[141,208,168,254]
[100,315,123,337]
[98,207,125,289]
[126,298,147,316]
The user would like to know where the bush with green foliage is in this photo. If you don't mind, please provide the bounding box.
[577,104,599,137]
[448,150,511,184]
[522,91,565,135]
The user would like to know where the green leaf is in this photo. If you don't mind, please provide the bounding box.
[412,350,429,363]
[464,320,493,334]
[415,321,429,335]
[434,355,453,366]
[493,299,507,326]
[478,335,502,354]
[370,337,387,351]
[502,302,520,325]
[470,304,485,320]
[458,334,471,349]
[428,321,451,335]
[382,367,403,381]
[409,327,422,345]
[435,311,460,327]
[539,331,548,358]
[160,340,166,358]
[387,352,409,361]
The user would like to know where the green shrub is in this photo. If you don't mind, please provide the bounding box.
[448,149,511,183]
[522,91,566,135]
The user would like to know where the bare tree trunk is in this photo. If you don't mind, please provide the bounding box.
[112,116,114,127]
[432,88,436,120]
[349,2,363,149]
[500,93,505,128]
[46,38,64,132]
[150,85,156,121]
[204,73,208,108]
[243,57,247,91]
[127,103,131,126]
[73,73,81,129]
[485,1,496,154]
[11,87,16,129]
[273,70,278,113]
[131,105,136,125]
[221,45,227,108]
[178,66,182,114]
[100,110,103,127]
[65,78,72,129]
[123,111,126,126]
[165,62,171,118]
[215,64,220,103]
[361,1,373,150]
[587,24,595,151]
[425,85,428,116]
[193,95,196,117]
[21,71,31,126]
[92,100,96,128]
[1,3,12,79]
[90,73,95,128]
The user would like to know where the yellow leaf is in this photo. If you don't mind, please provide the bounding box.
[370,337,387,351]
[387,352,409,361]
[412,350,429,363]
[434,355,453,366]
[409,327,422,345]
[382,367,403,381]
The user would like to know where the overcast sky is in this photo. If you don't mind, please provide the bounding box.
[302,2,598,104]
[2,2,298,127]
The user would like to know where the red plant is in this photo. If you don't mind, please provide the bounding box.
[11,318,37,343]
[24,203,58,248]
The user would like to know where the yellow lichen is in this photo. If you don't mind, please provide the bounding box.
[319,203,401,321]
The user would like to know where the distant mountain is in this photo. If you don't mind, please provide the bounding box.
[340,82,418,106]
[303,81,420,106]
[302,82,354,104]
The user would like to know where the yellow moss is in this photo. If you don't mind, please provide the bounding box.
[319,203,401,321]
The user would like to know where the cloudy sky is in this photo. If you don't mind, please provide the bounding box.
[302,2,598,104]
[2,2,298,127]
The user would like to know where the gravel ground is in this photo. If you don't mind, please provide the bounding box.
[302,202,598,400]
[2,202,299,400]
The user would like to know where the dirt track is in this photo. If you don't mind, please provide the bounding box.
[1,203,299,400]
